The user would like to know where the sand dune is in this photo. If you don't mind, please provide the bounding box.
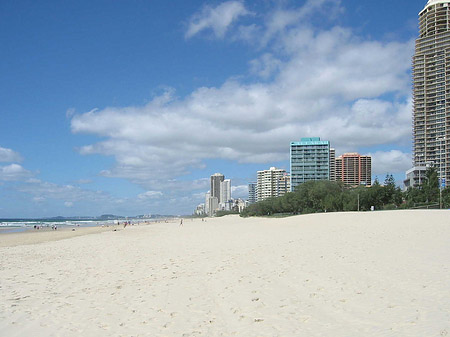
[0,211,449,336]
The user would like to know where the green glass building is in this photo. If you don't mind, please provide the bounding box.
[290,137,330,191]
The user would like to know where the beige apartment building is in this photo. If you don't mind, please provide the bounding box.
[276,173,291,197]
[256,167,287,201]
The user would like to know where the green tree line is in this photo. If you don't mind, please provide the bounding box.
[241,168,450,217]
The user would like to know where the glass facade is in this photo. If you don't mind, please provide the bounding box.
[290,137,330,191]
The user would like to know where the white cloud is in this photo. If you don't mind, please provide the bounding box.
[192,191,208,200]
[71,1,413,196]
[14,175,209,215]
[18,179,114,204]
[138,191,163,200]
[33,196,46,203]
[0,146,23,163]
[234,0,342,46]
[75,179,92,185]
[249,53,282,79]
[368,150,412,176]
[231,184,248,199]
[66,108,76,118]
[0,164,32,181]
[185,1,251,39]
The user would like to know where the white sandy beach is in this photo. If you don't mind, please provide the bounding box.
[0,210,449,337]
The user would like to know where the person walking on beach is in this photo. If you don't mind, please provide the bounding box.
[179,218,183,227]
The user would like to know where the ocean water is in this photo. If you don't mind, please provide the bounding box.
[0,219,120,234]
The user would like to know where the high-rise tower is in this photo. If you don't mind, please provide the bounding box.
[248,182,257,204]
[256,167,286,201]
[335,153,372,187]
[220,179,231,204]
[413,0,449,185]
[210,173,225,203]
[290,137,330,191]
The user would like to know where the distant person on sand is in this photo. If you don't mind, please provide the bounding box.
[180,219,183,227]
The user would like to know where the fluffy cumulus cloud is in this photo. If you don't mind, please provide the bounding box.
[71,0,414,195]
[0,146,31,181]
[0,146,23,163]
[185,1,251,39]
[369,150,412,176]
[231,184,249,199]
[0,164,32,181]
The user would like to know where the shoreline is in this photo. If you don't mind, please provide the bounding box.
[0,224,119,248]
[0,220,173,248]
[0,219,177,247]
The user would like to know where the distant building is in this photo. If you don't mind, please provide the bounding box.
[222,200,235,211]
[219,179,232,212]
[211,173,225,203]
[277,173,291,197]
[231,199,248,213]
[248,182,257,204]
[329,148,336,181]
[403,164,430,190]
[220,179,231,207]
[204,173,235,215]
[208,196,219,216]
[205,191,210,216]
[195,204,205,215]
[290,137,331,191]
[206,173,226,216]
[257,167,287,201]
[335,153,372,187]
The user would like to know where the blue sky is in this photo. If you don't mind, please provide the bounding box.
[0,0,426,217]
